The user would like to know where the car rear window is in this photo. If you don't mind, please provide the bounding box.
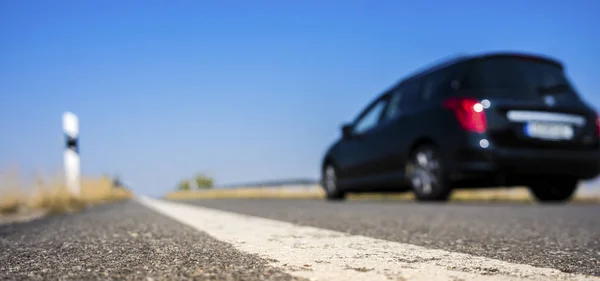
[461,57,577,98]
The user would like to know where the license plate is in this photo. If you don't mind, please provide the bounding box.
[524,122,574,140]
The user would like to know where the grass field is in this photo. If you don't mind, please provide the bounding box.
[0,169,134,216]
[165,185,600,204]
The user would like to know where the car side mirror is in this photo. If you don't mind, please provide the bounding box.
[341,124,353,139]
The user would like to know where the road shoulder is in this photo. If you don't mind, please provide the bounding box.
[0,200,303,281]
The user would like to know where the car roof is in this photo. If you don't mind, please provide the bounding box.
[469,52,564,69]
[384,51,564,94]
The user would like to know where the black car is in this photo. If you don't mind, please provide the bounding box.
[321,52,600,202]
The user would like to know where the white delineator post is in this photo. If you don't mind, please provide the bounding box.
[63,112,81,196]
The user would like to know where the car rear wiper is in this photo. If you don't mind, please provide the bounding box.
[537,83,571,94]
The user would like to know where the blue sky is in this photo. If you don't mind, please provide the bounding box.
[1,0,599,196]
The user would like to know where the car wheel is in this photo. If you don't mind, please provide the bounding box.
[323,165,346,201]
[406,145,451,202]
[528,176,578,203]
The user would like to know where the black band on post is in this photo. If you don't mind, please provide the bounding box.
[66,136,79,154]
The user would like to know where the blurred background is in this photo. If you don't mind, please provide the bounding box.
[1,0,599,199]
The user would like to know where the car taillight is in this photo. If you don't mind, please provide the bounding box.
[443,97,487,133]
[596,112,600,136]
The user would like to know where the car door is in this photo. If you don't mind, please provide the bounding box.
[338,96,390,181]
[375,82,419,178]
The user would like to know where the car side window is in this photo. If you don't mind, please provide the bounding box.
[400,81,421,105]
[353,99,388,135]
[422,68,453,101]
[383,89,403,120]
[422,74,439,101]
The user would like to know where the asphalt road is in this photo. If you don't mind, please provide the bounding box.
[0,201,302,281]
[2,199,599,280]
[175,199,600,277]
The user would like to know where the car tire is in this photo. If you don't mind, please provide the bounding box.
[528,176,578,203]
[406,144,452,202]
[322,165,346,201]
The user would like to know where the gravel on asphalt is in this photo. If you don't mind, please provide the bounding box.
[176,199,600,277]
[0,201,304,281]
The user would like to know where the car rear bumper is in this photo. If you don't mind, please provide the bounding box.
[450,146,600,180]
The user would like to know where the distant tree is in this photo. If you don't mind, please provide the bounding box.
[177,179,191,191]
[112,175,123,188]
[194,174,214,189]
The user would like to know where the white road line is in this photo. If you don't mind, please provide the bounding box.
[138,197,599,281]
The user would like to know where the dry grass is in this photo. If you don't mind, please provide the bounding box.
[0,170,134,216]
[166,187,325,200]
[0,168,24,214]
[165,185,600,204]
[343,188,535,202]
[27,177,134,215]
[0,189,24,214]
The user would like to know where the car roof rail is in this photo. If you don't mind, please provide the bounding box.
[387,52,470,91]
[472,51,564,70]
[427,52,471,70]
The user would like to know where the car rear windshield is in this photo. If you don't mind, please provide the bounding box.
[461,57,576,97]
